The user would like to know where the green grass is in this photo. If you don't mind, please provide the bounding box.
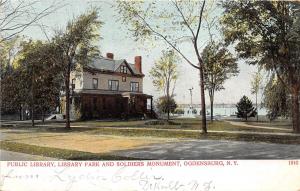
[87,127,300,144]
[73,119,291,133]
[74,120,146,128]
[0,141,144,160]
[1,118,292,133]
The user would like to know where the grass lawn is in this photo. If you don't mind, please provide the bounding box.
[1,118,298,147]
[1,118,294,136]
[0,141,144,160]
[85,127,300,144]
[1,127,299,160]
[1,118,298,161]
[73,118,291,133]
[2,118,292,133]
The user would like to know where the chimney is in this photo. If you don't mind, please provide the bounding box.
[134,56,142,74]
[106,52,114,59]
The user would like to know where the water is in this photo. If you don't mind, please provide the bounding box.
[182,106,267,117]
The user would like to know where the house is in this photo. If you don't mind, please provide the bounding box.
[60,53,154,120]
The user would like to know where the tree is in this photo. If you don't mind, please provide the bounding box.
[0,36,21,78]
[0,0,61,43]
[155,96,177,116]
[263,74,290,121]
[0,37,27,118]
[250,69,263,122]
[221,1,300,133]
[52,9,102,129]
[15,41,61,126]
[236,95,257,121]
[150,50,179,120]
[116,0,217,133]
[202,40,238,121]
[1,67,26,117]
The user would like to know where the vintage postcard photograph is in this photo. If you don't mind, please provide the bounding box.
[0,0,300,190]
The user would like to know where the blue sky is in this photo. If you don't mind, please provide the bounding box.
[18,0,261,105]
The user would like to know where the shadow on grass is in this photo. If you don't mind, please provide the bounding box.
[0,125,98,133]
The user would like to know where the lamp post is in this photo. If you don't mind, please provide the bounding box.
[188,87,193,107]
[188,87,194,116]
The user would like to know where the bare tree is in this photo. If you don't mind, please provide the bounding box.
[0,0,63,43]
[116,0,216,133]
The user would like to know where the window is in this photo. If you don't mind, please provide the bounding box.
[108,80,119,91]
[122,76,126,82]
[130,82,139,92]
[71,79,76,89]
[92,78,98,89]
[120,65,127,74]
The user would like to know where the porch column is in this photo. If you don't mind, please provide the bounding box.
[151,97,153,112]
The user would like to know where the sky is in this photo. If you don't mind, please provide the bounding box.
[16,0,262,105]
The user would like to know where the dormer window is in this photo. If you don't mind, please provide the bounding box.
[120,65,127,74]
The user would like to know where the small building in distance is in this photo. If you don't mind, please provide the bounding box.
[60,53,154,120]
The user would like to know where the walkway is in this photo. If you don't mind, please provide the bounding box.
[226,120,292,132]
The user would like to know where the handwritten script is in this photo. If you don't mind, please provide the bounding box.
[1,166,215,191]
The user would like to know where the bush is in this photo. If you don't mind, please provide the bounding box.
[155,96,177,114]
[174,108,184,114]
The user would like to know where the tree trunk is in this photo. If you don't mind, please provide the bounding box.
[42,110,45,123]
[166,77,170,121]
[256,92,258,122]
[291,88,300,133]
[19,106,22,121]
[167,91,170,121]
[65,66,71,129]
[199,66,207,133]
[209,89,214,122]
[31,106,35,127]
[31,72,35,127]
[210,99,213,122]
[167,103,170,121]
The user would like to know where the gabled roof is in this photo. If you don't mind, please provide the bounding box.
[85,57,143,76]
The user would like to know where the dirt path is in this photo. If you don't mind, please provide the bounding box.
[226,121,292,132]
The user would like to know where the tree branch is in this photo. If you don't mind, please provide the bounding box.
[172,0,196,39]
[0,0,65,43]
[195,0,206,41]
[123,3,200,70]
[193,0,206,66]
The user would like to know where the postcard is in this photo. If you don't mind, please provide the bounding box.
[1,0,300,190]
